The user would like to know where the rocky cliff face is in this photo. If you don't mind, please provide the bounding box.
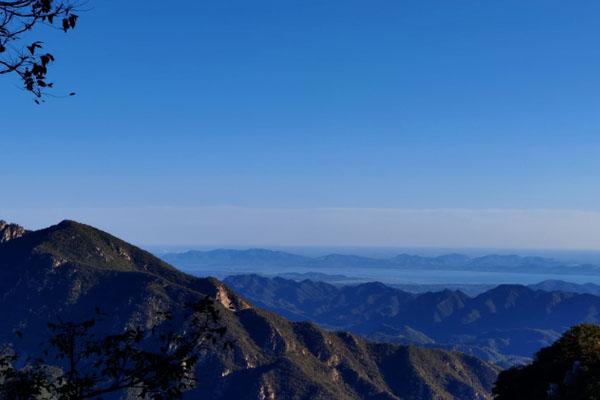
[0,220,27,243]
[0,220,500,399]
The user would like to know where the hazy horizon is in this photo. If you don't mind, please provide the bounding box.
[5,207,600,259]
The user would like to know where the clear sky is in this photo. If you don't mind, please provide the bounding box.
[2,1,600,249]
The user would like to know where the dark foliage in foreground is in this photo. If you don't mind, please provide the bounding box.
[493,324,600,400]
[0,1,79,100]
[0,297,228,399]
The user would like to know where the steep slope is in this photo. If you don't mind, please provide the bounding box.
[0,220,499,400]
[0,220,242,354]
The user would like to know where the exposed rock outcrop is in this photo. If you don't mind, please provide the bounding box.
[0,220,27,243]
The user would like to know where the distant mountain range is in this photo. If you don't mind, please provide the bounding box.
[225,274,600,366]
[0,220,499,399]
[528,279,600,296]
[256,273,600,297]
[162,248,600,276]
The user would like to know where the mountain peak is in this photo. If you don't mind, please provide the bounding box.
[0,219,240,322]
[0,219,189,282]
[487,284,531,295]
[55,219,84,228]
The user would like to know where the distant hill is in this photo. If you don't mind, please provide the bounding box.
[163,248,600,276]
[0,220,499,399]
[529,279,600,296]
[225,274,600,366]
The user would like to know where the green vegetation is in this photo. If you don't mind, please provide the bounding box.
[493,324,600,400]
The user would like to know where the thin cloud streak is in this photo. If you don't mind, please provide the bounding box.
[1,207,600,250]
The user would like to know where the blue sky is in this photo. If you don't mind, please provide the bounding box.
[2,1,600,248]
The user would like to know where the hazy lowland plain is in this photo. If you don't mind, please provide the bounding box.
[159,247,600,288]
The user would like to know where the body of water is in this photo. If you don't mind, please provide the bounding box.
[186,264,600,286]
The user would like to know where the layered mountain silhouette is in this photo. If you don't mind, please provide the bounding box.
[225,274,600,366]
[528,279,600,296]
[163,248,600,276]
[0,220,499,399]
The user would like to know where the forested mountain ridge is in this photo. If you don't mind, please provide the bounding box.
[226,274,600,366]
[0,220,499,399]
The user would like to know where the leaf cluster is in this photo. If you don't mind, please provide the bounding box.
[493,324,600,400]
[0,296,230,400]
[0,0,79,100]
